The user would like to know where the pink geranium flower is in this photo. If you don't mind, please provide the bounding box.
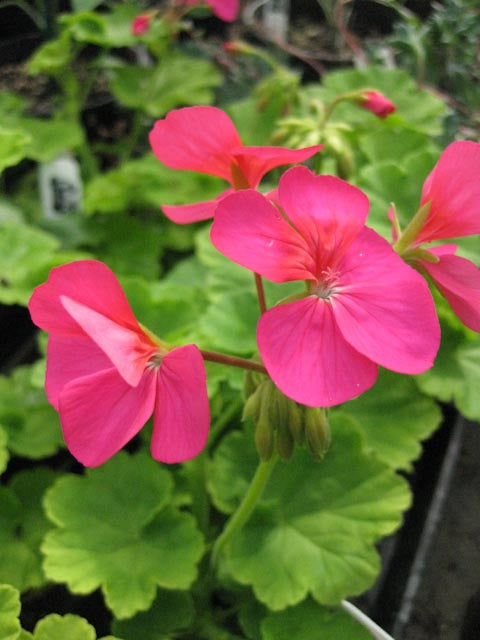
[359,91,396,119]
[396,141,480,332]
[175,0,239,22]
[28,260,210,467]
[131,13,152,35]
[149,106,323,223]
[211,167,439,407]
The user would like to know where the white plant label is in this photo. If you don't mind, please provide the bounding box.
[38,152,83,218]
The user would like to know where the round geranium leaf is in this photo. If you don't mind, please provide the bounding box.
[113,589,195,639]
[42,452,205,619]
[261,599,371,640]
[340,369,442,470]
[33,614,96,640]
[0,583,21,640]
[210,415,410,609]
[0,469,57,591]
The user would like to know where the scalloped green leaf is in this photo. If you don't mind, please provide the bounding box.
[0,221,88,306]
[416,320,480,421]
[61,5,139,47]
[33,614,97,640]
[110,54,221,117]
[209,416,410,609]
[321,66,448,135]
[83,153,222,217]
[42,452,205,618]
[0,584,21,640]
[198,291,259,355]
[340,369,442,470]
[113,589,195,639]
[0,366,63,459]
[0,469,57,591]
[261,599,371,640]
[0,128,32,173]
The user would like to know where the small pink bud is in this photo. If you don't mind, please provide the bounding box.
[360,91,396,119]
[131,14,152,36]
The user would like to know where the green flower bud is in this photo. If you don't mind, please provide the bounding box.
[255,380,276,461]
[304,407,331,461]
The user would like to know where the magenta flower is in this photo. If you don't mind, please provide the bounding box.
[359,91,396,119]
[28,260,210,467]
[211,167,439,407]
[131,13,152,35]
[149,106,323,223]
[175,0,239,22]
[397,141,480,332]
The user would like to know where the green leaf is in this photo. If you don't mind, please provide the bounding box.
[28,31,73,76]
[109,54,221,117]
[261,599,371,640]
[321,66,448,135]
[199,291,259,355]
[340,369,442,470]
[209,416,410,609]
[113,590,195,639]
[416,320,480,420]
[0,366,64,459]
[0,469,57,591]
[0,221,86,306]
[0,584,21,640]
[61,5,140,48]
[42,452,205,618]
[0,427,9,475]
[33,614,96,640]
[83,153,222,216]
[120,276,207,344]
[20,117,84,163]
[0,128,32,173]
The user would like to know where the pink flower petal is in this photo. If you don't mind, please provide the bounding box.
[257,297,378,407]
[60,296,156,387]
[333,228,439,373]
[162,188,233,224]
[277,167,370,272]
[45,335,113,409]
[209,0,239,21]
[151,345,209,463]
[28,260,141,336]
[149,106,242,182]
[59,367,157,467]
[419,250,480,332]
[417,141,480,243]
[232,144,323,189]
[211,189,315,282]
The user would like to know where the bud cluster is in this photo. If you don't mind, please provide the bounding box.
[243,372,331,462]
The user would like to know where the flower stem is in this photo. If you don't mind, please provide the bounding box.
[201,350,267,375]
[254,272,267,314]
[211,453,278,568]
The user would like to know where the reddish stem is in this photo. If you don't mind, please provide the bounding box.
[201,350,267,375]
[254,273,267,315]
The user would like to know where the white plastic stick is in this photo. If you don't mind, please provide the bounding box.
[341,600,396,640]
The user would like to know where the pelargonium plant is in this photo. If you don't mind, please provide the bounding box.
[24,98,480,639]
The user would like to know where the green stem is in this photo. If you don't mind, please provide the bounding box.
[393,200,431,256]
[211,453,278,568]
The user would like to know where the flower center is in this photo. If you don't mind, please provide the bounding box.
[146,350,164,370]
[312,267,340,300]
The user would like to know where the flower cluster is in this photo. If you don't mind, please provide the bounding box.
[29,102,480,468]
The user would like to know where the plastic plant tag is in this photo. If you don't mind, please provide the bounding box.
[262,0,290,40]
[38,152,83,218]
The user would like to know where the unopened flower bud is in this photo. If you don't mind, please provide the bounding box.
[304,407,331,461]
[358,90,396,119]
[254,380,276,461]
[287,399,304,445]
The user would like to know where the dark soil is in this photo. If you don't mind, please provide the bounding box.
[401,421,480,640]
